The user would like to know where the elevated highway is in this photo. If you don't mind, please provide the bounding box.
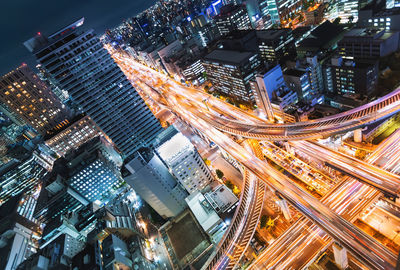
[111,51,398,269]
[249,132,400,269]
[291,140,400,200]
[113,49,400,141]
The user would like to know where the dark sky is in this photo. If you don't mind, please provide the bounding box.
[0,0,157,75]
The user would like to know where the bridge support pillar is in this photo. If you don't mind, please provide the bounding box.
[332,242,348,269]
[354,129,363,143]
[277,198,291,221]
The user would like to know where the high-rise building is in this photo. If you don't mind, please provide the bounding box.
[0,64,69,136]
[252,65,298,111]
[0,155,47,206]
[24,18,163,158]
[0,194,41,270]
[251,75,275,121]
[256,29,296,63]
[123,147,188,219]
[324,56,379,96]
[203,49,261,105]
[44,114,104,157]
[214,4,252,36]
[157,132,213,194]
[34,136,122,224]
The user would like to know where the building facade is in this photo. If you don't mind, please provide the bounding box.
[123,147,188,219]
[214,4,252,36]
[203,49,261,104]
[24,18,163,158]
[157,132,213,194]
[0,65,68,136]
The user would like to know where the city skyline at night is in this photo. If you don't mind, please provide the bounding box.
[3,0,400,270]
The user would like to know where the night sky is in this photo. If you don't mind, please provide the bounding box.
[0,0,157,75]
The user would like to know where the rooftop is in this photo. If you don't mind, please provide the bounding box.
[256,29,292,40]
[204,49,256,65]
[284,69,307,77]
[157,132,193,163]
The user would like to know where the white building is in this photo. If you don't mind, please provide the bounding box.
[185,191,222,235]
[123,147,188,219]
[157,133,213,194]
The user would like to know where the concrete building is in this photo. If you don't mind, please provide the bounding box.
[251,75,275,121]
[25,18,163,158]
[251,65,298,111]
[338,28,399,59]
[204,184,238,214]
[100,234,132,270]
[0,154,46,206]
[0,194,41,270]
[0,64,69,136]
[284,69,312,101]
[123,147,188,219]
[256,29,296,63]
[157,132,213,194]
[203,49,261,105]
[185,192,222,235]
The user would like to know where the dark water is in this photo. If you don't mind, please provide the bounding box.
[0,0,157,74]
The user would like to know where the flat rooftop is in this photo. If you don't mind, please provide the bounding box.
[204,49,255,65]
[166,211,208,260]
[256,29,291,40]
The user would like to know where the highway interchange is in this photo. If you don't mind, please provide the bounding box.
[109,47,400,270]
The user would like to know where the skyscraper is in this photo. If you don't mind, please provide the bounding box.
[24,18,163,158]
[0,64,69,136]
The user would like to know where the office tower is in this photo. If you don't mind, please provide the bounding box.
[24,18,163,158]
[324,56,378,97]
[203,49,261,105]
[44,114,104,157]
[358,6,400,31]
[258,0,273,29]
[123,147,188,219]
[338,28,399,59]
[61,136,123,203]
[0,64,68,136]
[36,64,69,103]
[34,137,122,224]
[157,132,213,194]
[256,29,296,62]
[337,0,359,22]
[214,4,252,36]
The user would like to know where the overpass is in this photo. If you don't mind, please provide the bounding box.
[111,51,398,269]
[249,128,400,269]
[291,140,400,200]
